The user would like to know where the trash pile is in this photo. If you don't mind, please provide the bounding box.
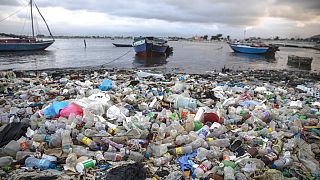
[0,69,319,180]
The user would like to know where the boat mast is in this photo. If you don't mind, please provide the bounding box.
[30,0,35,38]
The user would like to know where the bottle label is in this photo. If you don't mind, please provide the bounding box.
[82,137,92,145]
[198,163,208,172]
[176,147,183,155]
[82,159,95,168]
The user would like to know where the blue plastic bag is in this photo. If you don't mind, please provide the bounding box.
[44,101,68,118]
[99,79,112,91]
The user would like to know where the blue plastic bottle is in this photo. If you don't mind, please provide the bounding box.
[25,157,56,170]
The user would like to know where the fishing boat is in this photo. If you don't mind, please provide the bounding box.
[112,43,132,47]
[0,0,54,52]
[229,43,279,56]
[133,37,170,56]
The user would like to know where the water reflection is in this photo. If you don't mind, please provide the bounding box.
[230,52,276,62]
[0,50,55,66]
[133,55,169,67]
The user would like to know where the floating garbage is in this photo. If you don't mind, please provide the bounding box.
[0,69,319,179]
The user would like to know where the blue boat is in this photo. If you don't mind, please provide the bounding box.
[133,37,169,56]
[0,0,54,52]
[229,43,279,56]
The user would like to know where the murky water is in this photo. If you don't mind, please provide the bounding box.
[0,39,319,73]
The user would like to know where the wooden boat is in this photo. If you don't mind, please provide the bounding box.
[133,37,169,56]
[112,43,132,47]
[0,0,54,52]
[229,43,279,56]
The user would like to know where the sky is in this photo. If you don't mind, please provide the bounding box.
[0,0,319,39]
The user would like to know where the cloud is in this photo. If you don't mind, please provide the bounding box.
[0,0,319,38]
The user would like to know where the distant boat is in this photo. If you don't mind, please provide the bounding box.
[229,43,279,56]
[133,37,170,56]
[0,0,54,52]
[112,43,132,47]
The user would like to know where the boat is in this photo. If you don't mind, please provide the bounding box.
[0,0,54,52]
[133,37,170,56]
[229,43,279,56]
[112,43,132,47]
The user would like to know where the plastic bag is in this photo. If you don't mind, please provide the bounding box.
[60,103,84,117]
[99,79,112,91]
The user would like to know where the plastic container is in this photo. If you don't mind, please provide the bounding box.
[76,159,96,173]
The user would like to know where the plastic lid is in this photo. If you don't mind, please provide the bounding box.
[271,164,277,169]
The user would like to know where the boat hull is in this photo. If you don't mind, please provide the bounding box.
[0,40,54,52]
[229,44,269,54]
[133,39,168,56]
[112,43,132,47]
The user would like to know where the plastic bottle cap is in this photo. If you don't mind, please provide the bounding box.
[271,164,277,169]
[191,174,196,179]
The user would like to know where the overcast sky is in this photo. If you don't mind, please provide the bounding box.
[0,0,319,38]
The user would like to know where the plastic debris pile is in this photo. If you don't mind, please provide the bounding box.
[0,69,319,180]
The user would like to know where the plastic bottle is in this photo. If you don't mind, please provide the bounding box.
[196,147,209,161]
[104,152,122,161]
[49,132,62,148]
[193,160,212,178]
[95,151,106,164]
[153,154,173,166]
[170,145,193,156]
[207,139,230,148]
[76,133,98,150]
[102,138,124,149]
[16,151,35,161]
[175,96,197,111]
[72,146,95,157]
[0,156,13,167]
[198,125,210,139]
[3,140,20,157]
[25,156,56,170]
[271,152,293,170]
[224,166,235,180]
[175,135,192,146]
[184,115,195,132]
[190,138,205,150]
[61,130,72,153]
[152,144,168,157]
[64,153,77,172]
[272,139,283,155]
[129,151,144,162]
[76,159,96,173]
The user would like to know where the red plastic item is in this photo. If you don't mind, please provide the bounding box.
[203,112,221,124]
[59,103,83,117]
